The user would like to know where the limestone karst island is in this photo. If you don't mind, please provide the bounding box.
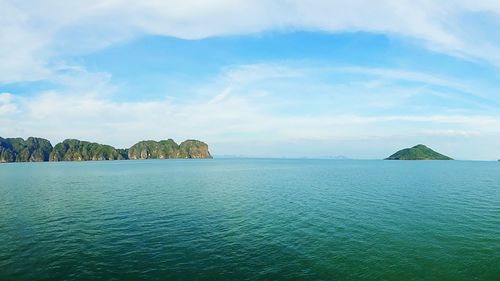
[0,137,212,163]
[386,144,453,160]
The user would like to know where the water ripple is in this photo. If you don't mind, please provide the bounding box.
[0,159,499,281]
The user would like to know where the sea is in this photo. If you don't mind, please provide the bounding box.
[0,159,499,281]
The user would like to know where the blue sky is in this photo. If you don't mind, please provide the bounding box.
[2,1,500,159]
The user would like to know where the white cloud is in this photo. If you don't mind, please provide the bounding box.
[4,90,500,159]
[0,93,19,115]
[3,0,500,83]
[224,64,304,83]
[209,87,232,104]
[2,1,500,159]
[421,129,482,137]
[1,63,500,160]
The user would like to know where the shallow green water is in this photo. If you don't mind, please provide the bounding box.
[0,159,499,281]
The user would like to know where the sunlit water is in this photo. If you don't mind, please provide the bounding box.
[0,159,499,281]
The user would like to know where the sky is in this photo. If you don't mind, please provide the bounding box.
[2,1,500,160]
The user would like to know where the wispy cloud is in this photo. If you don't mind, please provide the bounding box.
[0,93,19,115]
[1,62,499,159]
[3,0,500,83]
[2,1,500,159]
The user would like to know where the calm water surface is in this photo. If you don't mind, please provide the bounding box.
[0,159,499,281]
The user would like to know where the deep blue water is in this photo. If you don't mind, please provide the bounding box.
[0,159,499,280]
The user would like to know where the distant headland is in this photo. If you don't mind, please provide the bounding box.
[0,137,212,163]
[385,144,453,160]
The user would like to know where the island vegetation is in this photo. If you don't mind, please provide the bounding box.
[0,137,212,163]
[385,144,453,160]
[0,137,53,162]
[128,139,212,160]
[49,139,125,161]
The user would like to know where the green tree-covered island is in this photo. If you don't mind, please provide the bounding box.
[0,137,212,163]
[385,144,453,160]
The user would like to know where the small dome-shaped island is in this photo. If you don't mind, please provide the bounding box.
[385,144,453,160]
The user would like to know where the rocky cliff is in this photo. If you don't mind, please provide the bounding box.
[0,137,212,163]
[128,139,212,159]
[0,137,53,162]
[128,139,180,159]
[179,140,212,159]
[0,137,15,163]
[49,139,125,161]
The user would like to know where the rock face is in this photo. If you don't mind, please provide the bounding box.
[0,138,15,163]
[49,139,125,161]
[386,144,453,160]
[0,137,53,162]
[128,139,180,160]
[0,136,212,163]
[179,140,212,159]
[128,139,212,159]
[117,149,129,160]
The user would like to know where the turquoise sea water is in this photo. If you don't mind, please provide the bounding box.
[0,159,499,281]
